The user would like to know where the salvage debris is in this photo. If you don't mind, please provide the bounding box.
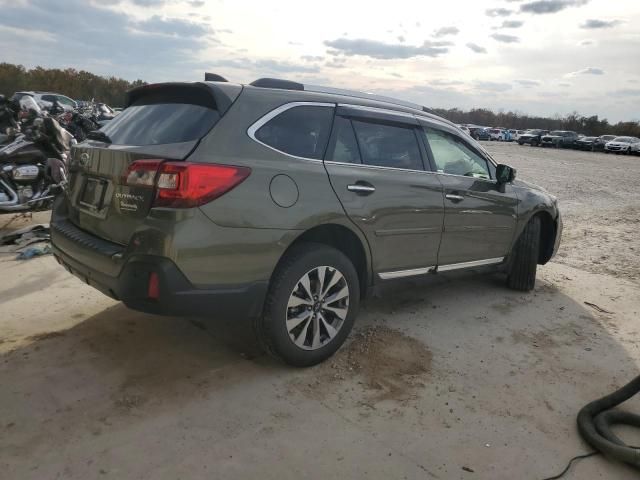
[0,223,51,258]
[16,245,52,260]
[584,301,614,315]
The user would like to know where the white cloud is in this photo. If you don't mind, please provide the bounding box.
[565,67,605,77]
[1,0,639,122]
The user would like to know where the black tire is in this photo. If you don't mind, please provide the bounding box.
[518,140,524,146]
[507,216,541,292]
[255,243,360,367]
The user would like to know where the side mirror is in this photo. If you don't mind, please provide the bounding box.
[496,164,516,184]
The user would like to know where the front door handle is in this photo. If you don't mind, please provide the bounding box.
[347,182,376,195]
[445,193,464,202]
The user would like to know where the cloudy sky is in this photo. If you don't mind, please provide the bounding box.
[1,0,639,122]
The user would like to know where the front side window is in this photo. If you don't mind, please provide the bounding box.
[351,120,423,170]
[424,127,491,179]
[255,105,334,160]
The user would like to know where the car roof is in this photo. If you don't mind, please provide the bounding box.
[248,79,459,129]
[128,78,459,131]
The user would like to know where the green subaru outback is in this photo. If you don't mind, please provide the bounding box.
[51,77,562,366]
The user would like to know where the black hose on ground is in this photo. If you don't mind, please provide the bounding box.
[576,374,640,469]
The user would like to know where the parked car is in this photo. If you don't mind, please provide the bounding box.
[541,131,579,148]
[593,135,616,152]
[574,136,597,151]
[50,77,562,367]
[11,91,77,112]
[509,130,526,142]
[457,125,471,136]
[488,128,505,141]
[604,136,640,155]
[518,129,548,146]
[469,127,490,141]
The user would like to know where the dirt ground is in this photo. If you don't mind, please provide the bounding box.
[1,142,639,479]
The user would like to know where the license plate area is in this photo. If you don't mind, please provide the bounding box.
[79,177,108,211]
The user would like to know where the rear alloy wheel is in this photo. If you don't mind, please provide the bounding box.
[256,243,359,367]
[286,266,348,350]
[507,216,541,292]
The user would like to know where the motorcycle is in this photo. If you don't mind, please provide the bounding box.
[0,115,72,213]
[0,95,20,145]
[47,100,101,142]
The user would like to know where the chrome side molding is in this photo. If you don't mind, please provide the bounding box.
[378,257,504,280]
[378,266,435,280]
[437,257,504,272]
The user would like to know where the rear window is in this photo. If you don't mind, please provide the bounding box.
[255,105,334,159]
[100,102,219,146]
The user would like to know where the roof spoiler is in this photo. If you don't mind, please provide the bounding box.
[125,82,242,115]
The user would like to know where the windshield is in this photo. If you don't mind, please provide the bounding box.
[612,137,636,143]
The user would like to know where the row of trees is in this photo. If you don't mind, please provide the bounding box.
[1,63,638,136]
[0,63,146,108]
[432,107,640,137]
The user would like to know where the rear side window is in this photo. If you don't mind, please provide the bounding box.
[325,116,361,164]
[100,102,220,146]
[351,120,423,170]
[255,105,334,160]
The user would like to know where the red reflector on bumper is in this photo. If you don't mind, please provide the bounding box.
[148,272,160,300]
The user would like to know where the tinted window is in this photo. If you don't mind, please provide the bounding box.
[424,127,491,179]
[325,116,360,164]
[41,95,56,102]
[100,102,219,145]
[256,105,334,159]
[351,120,423,170]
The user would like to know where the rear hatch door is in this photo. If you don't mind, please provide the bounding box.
[66,83,227,245]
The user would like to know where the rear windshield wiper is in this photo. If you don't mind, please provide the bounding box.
[87,130,112,143]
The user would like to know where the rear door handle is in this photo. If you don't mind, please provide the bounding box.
[445,193,464,202]
[347,183,375,195]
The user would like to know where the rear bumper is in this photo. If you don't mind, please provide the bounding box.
[51,220,268,318]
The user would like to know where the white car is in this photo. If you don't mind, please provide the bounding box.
[604,136,640,155]
[11,91,77,112]
[509,129,526,141]
[488,128,505,141]
[457,125,471,136]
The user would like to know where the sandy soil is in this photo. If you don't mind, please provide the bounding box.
[1,143,639,479]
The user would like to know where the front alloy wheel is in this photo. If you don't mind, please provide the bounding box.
[286,266,349,350]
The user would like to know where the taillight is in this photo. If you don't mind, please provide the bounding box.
[122,160,251,208]
[122,159,163,187]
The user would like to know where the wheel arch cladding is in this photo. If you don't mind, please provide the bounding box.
[273,224,371,298]
[536,210,556,265]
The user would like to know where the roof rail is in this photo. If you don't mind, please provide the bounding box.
[250,78,304,90]
[247,76,429,113]
[304,84,425,112]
